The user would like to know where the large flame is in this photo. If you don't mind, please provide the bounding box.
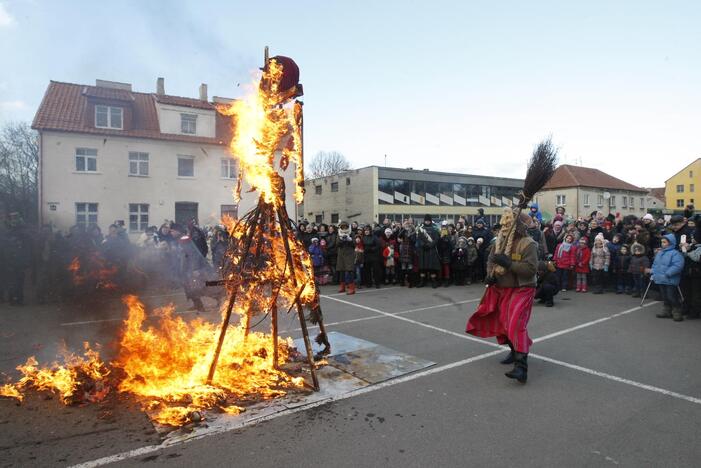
[0,342,110,405]
[112,296,304,426]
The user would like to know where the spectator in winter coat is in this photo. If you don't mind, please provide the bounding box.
[437,223,454,286]
[398,233,414,287]
[651,233,685,321]
[575,237,591,292]
[416,214,441,288]
[335,221,357,294]
[381,228,398,284]
[589,235,611,294]
[628,242,649,298]
[615,244,632,294]
[464,237,479,284]
[529,203,543,224]
[554,234,577,291]
[606,234,623,291]
[451,236,470,286]
[362,227,382,288]
[681,242,701,319]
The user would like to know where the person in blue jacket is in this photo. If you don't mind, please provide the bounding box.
[650,233,685,321]
[529,203,543,224]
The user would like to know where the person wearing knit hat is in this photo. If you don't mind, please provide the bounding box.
[643,213,654,222]
[590,235,611,294]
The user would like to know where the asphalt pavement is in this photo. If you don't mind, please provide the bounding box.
[1,283,700,467]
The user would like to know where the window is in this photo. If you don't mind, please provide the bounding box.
[610,195,616,207]
[181,114,197,134]
[630,197,634,208]
[221,204,238,220]
[597,194,604,207]
[128,152,149,176]
[315,185,322,195]
[677,199,685,208]
[315,214,323,224]
[677,184,684,193]
[95,105,123,129]
[128,204,149,232]
[331,213,339,224]
[75,148,97,172]
[640,197,645,208]
[691,184,695,193]
[331,182,339,192]
[76,203,98,228]
[690,171,694,178]
[622,196,628,208]
[221,158,236,179]
[556,194,566,206]
[177,156,194,177]
[583,194,590,206]
[346,177,351,185]
[691,199,695,205]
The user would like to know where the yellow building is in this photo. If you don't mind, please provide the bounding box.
[664,158,701,212]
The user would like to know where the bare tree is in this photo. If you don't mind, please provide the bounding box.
[306,151,352,179]
[0,122,39,224]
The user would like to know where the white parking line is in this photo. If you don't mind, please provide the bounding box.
[531,353,701,405]
[70,348,505,468]
[59,309,209,327]
[533,301,659,342]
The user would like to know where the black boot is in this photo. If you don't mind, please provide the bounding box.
[505,353,528,383]
[431,276,439,288]
[417,275,426,288]
[500,342,515,365]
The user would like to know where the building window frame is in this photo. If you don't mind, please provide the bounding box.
[95,105,123,129]
[583,194,590,207]
[610,195,616,207]
[75,148,98,172]
[315,185,322,195]
[622,196,628,208]
[76,202,98,228]
[221,158,237,179]
[331,182,339,192]
[597,194,604,207]
[128,152,149,177]
[128,203,149,233]
[181,113,197,134]
[177,155,195,177]
[677,199,685,208]
[331,213,339,224]
[676,184,685,193]
[346,177,351,185]
[556,194,566,206]
[690,184,695,193]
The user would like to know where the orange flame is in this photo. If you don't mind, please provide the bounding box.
[0,342,110,405]
[112,295,304,426]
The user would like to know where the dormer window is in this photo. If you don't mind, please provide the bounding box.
[181,114,197,134]
[95,105,123,129]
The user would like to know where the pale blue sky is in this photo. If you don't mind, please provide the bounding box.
[1,0,699,186]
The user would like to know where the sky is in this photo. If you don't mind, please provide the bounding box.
[0,0,699,187]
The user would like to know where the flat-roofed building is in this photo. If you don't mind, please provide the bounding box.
[302,166,524,226]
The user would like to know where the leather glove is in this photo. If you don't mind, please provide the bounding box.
[484,276,497,285]
[492,253,512,268]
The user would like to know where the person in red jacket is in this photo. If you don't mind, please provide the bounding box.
[554,233,577,291]
[575,237,591,292]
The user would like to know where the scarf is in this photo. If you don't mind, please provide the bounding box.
[557,241,572,258]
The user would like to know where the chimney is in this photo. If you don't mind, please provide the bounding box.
[156,77,165,95]
[199,83,208,101]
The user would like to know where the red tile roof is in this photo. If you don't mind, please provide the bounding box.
[542,165,646,192]
[155,94,215,110]
[648,187,666,204]
[32,81,232,145]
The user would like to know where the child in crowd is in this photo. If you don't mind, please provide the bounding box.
[615,244,632,294]
[382,228,397,285]
[554,233,577,291]
[451,236,469,286]
[309,238,325,285]
[575,237,591,292]
[465,237,479,285]
[628,242,649,298]
[589,235,611,294]
[651,234,685,321]
[353,235,364,289]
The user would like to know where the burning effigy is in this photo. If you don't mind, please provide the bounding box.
[1,48,329,428]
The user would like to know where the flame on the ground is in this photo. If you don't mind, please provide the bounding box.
[112,295,304,427]
[0,342,110,405]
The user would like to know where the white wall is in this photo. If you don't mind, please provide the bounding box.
[40,131,297,237]
[155,103,216,137]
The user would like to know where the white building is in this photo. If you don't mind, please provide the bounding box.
[33,78,296,237]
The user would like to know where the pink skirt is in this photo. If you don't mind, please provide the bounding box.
[466,286,535,353]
